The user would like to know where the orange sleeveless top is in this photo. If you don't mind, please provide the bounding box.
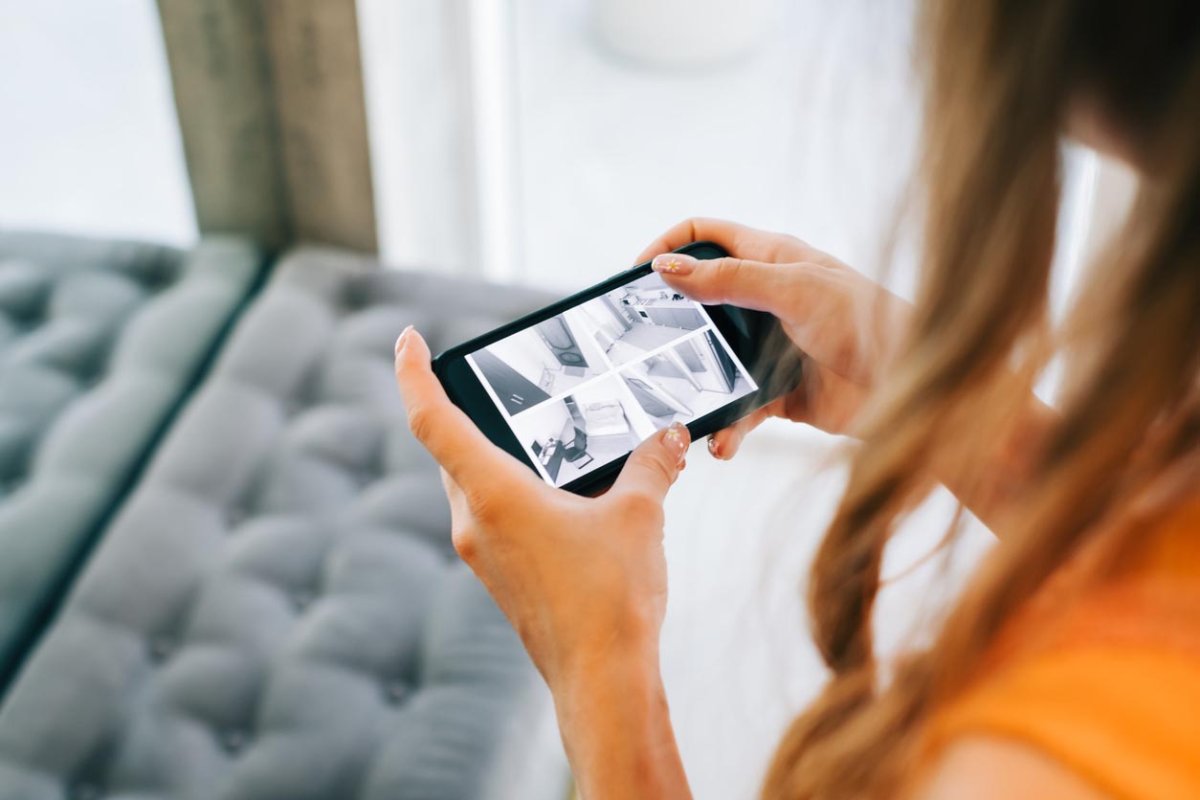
[928,495,1200,798]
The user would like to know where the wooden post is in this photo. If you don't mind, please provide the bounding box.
[157,0,377,253]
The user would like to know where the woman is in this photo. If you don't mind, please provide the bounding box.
[395,0,1200,796]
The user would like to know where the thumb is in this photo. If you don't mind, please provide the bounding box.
[611,422,690,504]
[651,251,800,313]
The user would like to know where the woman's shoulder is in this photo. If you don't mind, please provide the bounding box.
[925,494,1200,799]
[931,644,1200,798]
[1060,492,1200,658]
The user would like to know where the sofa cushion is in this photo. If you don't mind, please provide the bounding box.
[0,247,567,800]
[0,232,261,682]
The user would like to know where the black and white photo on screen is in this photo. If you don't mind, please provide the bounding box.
[570,272,708,367]
[467,309,611,416]
[619,329,755,429]
[509,374,654,487]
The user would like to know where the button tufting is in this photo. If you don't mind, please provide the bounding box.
[225,507,248,529]
[219,727,250,755]
[341,281,369,310]
[70,782,101,800]
[81,369,105,389]
[148,634,176,663]
[290,589,315,612]
[383,679,409,706]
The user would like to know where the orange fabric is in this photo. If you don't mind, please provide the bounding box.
[929,496,1200,799]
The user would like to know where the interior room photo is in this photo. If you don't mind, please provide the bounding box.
[619,329,755,428]
[510,375,646,486]
[469,310,610,416]
[0,0,1145,797]
[573,272,708,366]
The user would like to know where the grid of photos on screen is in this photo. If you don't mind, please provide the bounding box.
[467,271,758,487]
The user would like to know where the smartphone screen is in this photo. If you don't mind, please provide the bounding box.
[461,269,759,488]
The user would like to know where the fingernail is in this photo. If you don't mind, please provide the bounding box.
[707,435,721,458]
[395,324,414,355]
[663,422,690,465]
[652,252,697,275]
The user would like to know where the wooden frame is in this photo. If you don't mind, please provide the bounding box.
[158,0,377,253]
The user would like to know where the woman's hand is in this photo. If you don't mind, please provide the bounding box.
[638,218,1052,535]
[635,218,913,458]
[394,327,692,798]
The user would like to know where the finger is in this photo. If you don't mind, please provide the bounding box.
[633,218,745,264]
[394,327,528,491]
[707,398,787,460]
[632,217,811,265]
[611,422,690,504]
[650,252,812,314]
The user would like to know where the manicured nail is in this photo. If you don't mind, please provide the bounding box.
[707,435,721,458]
[652,253,697,275]
[395,324,414,355]
[663,422,690,465]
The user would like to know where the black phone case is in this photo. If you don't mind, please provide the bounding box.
[431,242,791,496]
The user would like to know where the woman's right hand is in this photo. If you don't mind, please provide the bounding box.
[636,218,912,458]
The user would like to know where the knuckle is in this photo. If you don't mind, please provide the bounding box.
[619,491,665,524]
[649,452,678,484]
[450,523,478,562]
[405,404,434,443]
[631,449,676,485]
[832,334,859,377]
[782,233,813,255]
[713,257,745,285]
[464,482,507,526]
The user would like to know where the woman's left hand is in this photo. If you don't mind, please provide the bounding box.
[392,325,690,688]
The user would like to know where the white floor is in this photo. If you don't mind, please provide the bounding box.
[659,421,995,799]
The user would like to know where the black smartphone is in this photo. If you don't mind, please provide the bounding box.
[432,242,794,495]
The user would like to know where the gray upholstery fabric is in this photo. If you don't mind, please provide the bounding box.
[0,232,261,678]
[0,247,567,800]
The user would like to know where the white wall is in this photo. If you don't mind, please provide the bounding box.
[486,331,557,385]
[357,0,481,272]
[523,399,573,444]
[0,0,195,244]
[572,302,626,345]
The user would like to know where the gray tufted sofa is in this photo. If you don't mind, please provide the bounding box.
[0,246,568,800]
[0,232,261,683]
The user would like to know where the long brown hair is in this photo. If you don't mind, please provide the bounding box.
[763,1,1200,797]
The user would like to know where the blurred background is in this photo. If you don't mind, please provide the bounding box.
[3,0,933,285]
[0,1,1133,798]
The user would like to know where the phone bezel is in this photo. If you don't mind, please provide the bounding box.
[431,241,784,496]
